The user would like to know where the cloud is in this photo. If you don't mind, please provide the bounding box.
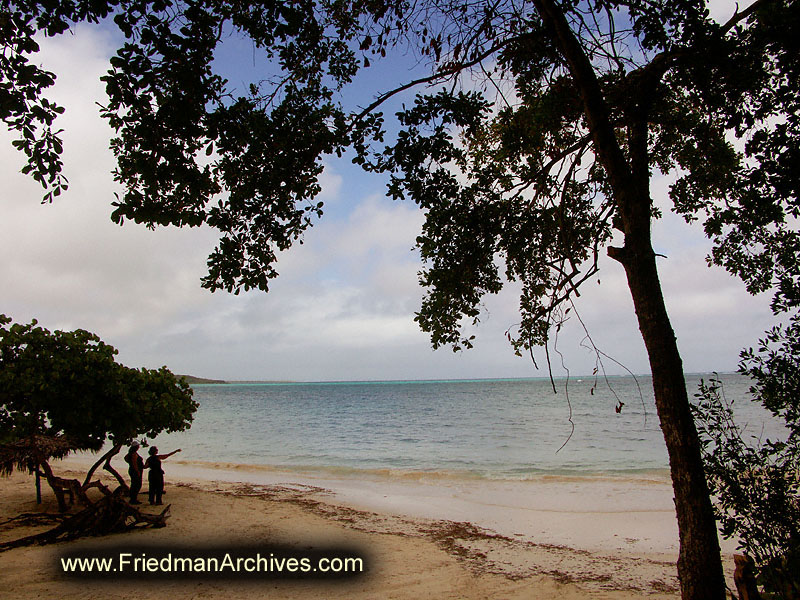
[0,22,780,382]
[1,30,221,341]
[707,0,744,23]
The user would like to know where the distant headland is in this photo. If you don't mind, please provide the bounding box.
[179,375,228,385]
[178,375,297,384]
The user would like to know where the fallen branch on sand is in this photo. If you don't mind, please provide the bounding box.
[0,486,170,552]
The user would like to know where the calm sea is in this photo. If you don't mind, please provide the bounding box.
[155,373,780,480]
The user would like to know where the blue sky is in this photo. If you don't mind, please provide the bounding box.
[0,1,776,381]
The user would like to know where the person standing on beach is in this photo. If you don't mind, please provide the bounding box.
[124,442,144,504]
[144,446,181,505]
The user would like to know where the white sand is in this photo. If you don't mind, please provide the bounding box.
[0,456,742,598]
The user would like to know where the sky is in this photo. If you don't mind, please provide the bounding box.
[0,1,776,382]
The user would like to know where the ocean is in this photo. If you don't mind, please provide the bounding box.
[154,372,780,480]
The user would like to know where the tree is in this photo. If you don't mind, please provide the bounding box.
[2,1,798,597]
[0,315,197,511]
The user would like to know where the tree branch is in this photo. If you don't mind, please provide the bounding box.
[532,0,640,231]
[721,0,775,35]
[623,0,776,95]
[350,38,515,130]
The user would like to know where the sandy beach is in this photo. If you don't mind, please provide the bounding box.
[0,459,738,599]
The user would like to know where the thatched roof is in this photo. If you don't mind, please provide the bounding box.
[0,434,76,476]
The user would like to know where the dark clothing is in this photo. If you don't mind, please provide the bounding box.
[129,475,142,503]
[145,455,164,505]
[124,451,144,503]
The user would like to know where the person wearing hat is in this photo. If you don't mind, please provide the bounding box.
[124,442,144,504]
[144,446,181,505]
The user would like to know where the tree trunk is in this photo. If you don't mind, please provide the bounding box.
[529,1,729,597]
[83,443,126,490]
[612,238,726,599]
[83,443,122,487]
[37,460,68,512]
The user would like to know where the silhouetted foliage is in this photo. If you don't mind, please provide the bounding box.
[0,315,196,449]
[694,321,800,599]
[2,1,798,597]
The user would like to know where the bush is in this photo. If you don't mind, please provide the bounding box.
[693,318,800,598]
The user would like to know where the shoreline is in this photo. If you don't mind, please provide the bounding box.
[160,459,682,556]
[1,457,741,597]
[57,455,741,556]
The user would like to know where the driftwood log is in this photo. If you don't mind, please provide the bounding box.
[0,484,169,552]
[1,437,170,550]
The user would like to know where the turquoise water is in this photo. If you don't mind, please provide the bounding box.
[155,373,780,479]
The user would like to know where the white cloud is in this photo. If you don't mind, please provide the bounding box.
[707,0,745,24]
[0,22,780,382]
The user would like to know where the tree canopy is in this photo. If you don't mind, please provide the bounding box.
[0,314,196,459]
[2,0,798,598]
[3,0,796,324]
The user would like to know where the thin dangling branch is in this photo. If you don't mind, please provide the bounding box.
[569,298,647,424]
[551,310,575,453]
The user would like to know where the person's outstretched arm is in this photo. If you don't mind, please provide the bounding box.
[158,449,182,460]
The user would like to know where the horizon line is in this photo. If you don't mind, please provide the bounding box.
[189,371,740,386]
